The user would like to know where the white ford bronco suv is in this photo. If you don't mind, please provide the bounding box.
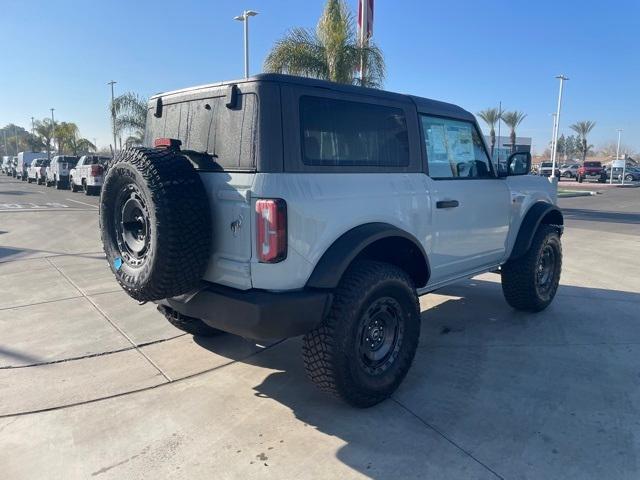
[100,74,563,407]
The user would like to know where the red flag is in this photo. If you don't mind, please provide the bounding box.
[358,0,374,44]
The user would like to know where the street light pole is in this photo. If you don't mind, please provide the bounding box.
[234,10,258,79]
[550,75,568,183]
[50,108,55,159]
[617,129,625,185]
[108,80,117,154]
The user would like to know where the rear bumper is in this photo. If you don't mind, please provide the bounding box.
[157,283,331,340]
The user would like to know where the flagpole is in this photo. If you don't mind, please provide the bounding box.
[359,0,368,84]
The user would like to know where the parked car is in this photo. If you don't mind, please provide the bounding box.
[70,155,110,195]
[559,163,580,178]
[16,151,44,181]
[606,166,640,182]
[576,161,606,183]
[538,162,560,178]
[45,155,79,189]
[99,74,564,407]
[27,158,49,184]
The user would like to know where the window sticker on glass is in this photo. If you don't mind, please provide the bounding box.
[428,124,447,154]
[446,125,474,162]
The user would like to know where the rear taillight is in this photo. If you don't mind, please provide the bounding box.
[255,199,287,263]
[90,164,103,176]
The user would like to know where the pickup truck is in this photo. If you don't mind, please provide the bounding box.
[27,158,49,184]
[70,155,110,195]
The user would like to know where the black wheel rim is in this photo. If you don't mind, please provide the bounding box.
[114,184,151,267]
[357,297,404,375]
[536,244,556,297]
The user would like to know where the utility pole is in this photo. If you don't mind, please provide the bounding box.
[108,80,118,154]
[50,108,56,159]
[550,75,568,183]
[13,124,19,155]
[234,10,258,79]
[30,117,35,135]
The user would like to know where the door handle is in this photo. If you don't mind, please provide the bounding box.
[436,200,459,209]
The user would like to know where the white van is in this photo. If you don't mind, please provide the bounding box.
[16,152,46,181]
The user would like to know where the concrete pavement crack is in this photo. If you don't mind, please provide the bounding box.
[45,257,173,382]
[391,398,505,480]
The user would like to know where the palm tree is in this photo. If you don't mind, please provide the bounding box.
[477,108,501,157]
[570,120,596,162]
[501,111,527,153]
[111,92,147,146]
[34,119,56,159]
[264,0,385,88]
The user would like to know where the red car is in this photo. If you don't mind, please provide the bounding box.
[576,161,607,183]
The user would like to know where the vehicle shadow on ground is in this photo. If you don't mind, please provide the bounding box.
[191,278,640,479]
[562,208,640,224]
[0,190,34,196]
[0,246,104,263]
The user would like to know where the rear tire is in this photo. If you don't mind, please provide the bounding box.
[70,179,78,192]
[158,305,223,337]
[501,225,562,312]
[303,260,421,408]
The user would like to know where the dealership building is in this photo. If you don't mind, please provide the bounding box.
[484,135,532,162]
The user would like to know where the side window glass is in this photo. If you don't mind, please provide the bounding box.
[421,116,493,179]
[300,96,410,167]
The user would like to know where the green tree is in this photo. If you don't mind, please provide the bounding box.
[111,92,147,147]
[570,120,596,161]
[477,108,501,157]
[500,111,527,153]
[34,119,56,159]
[264,0,385,88]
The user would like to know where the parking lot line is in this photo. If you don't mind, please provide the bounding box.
[65,198,98,208]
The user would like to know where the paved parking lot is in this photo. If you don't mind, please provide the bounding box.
[1,175,639,479]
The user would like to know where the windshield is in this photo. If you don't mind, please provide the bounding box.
[541,163,552,167]
[584,162,601,167]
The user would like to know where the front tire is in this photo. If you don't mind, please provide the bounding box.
[303,260,421,408]
[501,225,562,312]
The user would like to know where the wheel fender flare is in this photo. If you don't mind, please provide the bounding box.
[305,223,430,289]
[509,202,563,261]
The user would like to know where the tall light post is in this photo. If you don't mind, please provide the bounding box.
[234,10,258,79]
[617,129,625,185]
[108,80,118,154]
[50,108,55,159]
[550,75,569,182]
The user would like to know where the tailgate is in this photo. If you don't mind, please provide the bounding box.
[199,172,255,290]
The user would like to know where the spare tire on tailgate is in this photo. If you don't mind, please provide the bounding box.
[100,147,212,302]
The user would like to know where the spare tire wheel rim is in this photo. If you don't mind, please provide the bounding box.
[114,184,151,267]
[357,296,405,375]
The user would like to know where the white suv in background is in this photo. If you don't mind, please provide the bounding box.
[46,155,78,189]
[70,155,110,195]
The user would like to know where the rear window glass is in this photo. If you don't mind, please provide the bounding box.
[584,162,601,167]
[541,163,552,167]
[300,96,409,167]
[145,91,257,170]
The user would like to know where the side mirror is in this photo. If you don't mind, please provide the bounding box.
[505,151,531,176]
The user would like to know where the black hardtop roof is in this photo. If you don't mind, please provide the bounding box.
[151,73,475,122]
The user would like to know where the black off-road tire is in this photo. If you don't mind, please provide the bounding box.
[70,179,79,192]
[303,260,421,408]
[158,305,223,337]
[100,147,212,302]
[501,225,562,312]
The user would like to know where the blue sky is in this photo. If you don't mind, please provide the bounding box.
[1,0,639,153]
